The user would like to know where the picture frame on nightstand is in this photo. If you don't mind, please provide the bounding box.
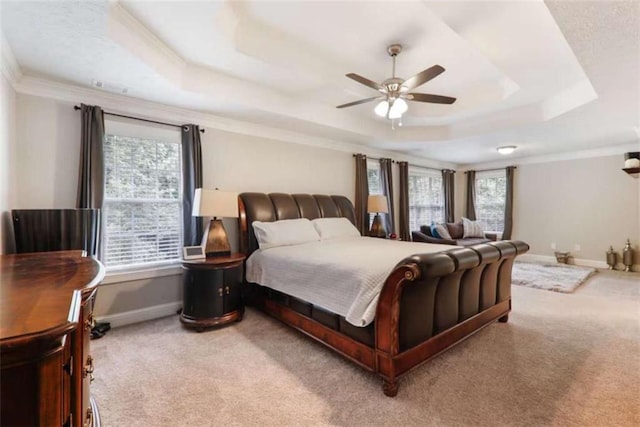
[182,246,206,260]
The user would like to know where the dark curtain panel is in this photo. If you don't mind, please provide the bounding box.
[354,154,369,235]
[181,124,204,246]
[76,104,105,258]
[442,169,455,223]
[398,161,410,241]
[465,170,477,220]
[379,158,395,234]
[77,104,105,209]
[503,166,516,239]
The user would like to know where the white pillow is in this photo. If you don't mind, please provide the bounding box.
[462,217,485,238]
[252,218,320,250]
[312,217,361,240]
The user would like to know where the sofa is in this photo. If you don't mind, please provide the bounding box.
[412,222,497,246]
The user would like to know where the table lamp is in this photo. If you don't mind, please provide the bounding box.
[368,194,388,238]
[192,188,239,257]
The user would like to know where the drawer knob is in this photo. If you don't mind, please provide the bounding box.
[84,407,93,427]
[218,288,223,297]
[225,286,230,295]
[84,355,95,382]
[84,313,95,331]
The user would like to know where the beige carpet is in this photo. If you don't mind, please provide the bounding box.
[92,271,640,426]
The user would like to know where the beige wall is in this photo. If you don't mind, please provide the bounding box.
[201,128,355,252]
[14,95,80,208]
[11,91,639,320]
[10,93,378,319]
[0,74,17,254]
[512,156,639,267]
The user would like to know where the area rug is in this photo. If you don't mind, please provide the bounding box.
[512,261,597,293]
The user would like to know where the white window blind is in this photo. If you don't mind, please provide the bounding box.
[475,170,506,233]
[408,167,444,231]
[366,160,382,227]
[367,160,382,195]
[103,134,182,268]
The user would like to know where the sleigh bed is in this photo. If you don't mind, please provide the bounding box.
[239,192,529,396]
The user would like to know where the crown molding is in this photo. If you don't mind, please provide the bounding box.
[11,73,628,172]
[462,142,640,170]
[1,33,22,85]
[12,74,456,169]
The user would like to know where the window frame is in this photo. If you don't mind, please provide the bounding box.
[407,167,445,231]
[366,159,383,227]
[102,119,184,274]
[474,169,507,234]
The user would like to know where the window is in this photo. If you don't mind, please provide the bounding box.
[367,159,382,195]
[366,160,382,226]
[408,167,444,231]
[103,124,182,269]
[475,170,506,233]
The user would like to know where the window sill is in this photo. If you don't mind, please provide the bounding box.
[101,262,183,285]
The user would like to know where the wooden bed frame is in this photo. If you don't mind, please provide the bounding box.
[238,192,529,396]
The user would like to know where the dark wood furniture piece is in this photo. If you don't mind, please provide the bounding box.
[180,253,245,332]
[12,209,100,256]
[239,192,529,397]
[0,251,104,426]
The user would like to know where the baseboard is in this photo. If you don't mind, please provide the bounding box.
[518,253,608,269]
[95,301,182,328]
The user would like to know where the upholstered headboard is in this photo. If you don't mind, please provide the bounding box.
[238,193,356,256]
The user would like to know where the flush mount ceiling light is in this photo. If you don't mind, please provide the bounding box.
[497,146,517,155]
[337,44,456,128]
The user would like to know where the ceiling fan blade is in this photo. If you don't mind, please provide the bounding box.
[336,96,383,109]
[346,73,384,91]
[407,93,456,104]
[401,65,445,90]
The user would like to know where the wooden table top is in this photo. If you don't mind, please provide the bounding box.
[181,252,246,269]
[0,251,105,344]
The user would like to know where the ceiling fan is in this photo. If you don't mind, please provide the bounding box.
[337,44,456,122]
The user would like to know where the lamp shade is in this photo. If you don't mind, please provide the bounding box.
[367,194,389,213]
[192,188,239,218]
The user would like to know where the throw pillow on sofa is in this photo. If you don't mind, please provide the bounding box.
[446,222,464,239]
[433,223,452,240]
[462,217,484,238]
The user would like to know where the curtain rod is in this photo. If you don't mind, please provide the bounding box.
[464,166,517,173]
[410,163,456,173]
[73,105,205,133]
[352,154,395,163]
[352,154,456,171]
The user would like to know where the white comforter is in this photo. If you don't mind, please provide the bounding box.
[246,237,455,327]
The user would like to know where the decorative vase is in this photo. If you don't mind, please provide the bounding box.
[606,246,617,270]
[622,239,634,272]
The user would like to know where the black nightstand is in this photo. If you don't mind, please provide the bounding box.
[180,253,245,332]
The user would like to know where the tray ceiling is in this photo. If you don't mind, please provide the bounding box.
[1,0,638,164]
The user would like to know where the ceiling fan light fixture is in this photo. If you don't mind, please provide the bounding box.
[497,145,517,155]
[388,106,403,119]
[337,43,455,127]
[374,100,389,117]
[393,98,408,114]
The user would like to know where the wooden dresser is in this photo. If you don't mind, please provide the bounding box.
[0,251,105,427]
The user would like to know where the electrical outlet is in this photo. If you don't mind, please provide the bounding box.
[574,244,581,252]
[551,242,557,250]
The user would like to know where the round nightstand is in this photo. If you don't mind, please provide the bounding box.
[180,253,246,332]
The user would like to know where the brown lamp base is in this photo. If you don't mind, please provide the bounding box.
[202,218,231,257]
[369,214,387,238]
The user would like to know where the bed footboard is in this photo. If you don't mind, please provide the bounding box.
[375,240,529,396]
